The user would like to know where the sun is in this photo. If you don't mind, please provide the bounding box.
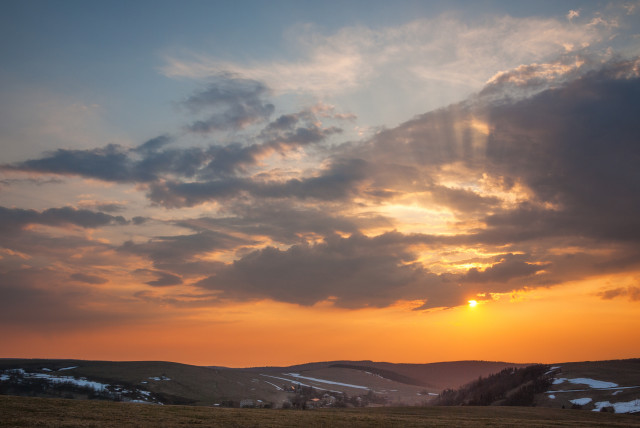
[468,300,478,308]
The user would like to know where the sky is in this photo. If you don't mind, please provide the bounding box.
[1,0,640,367]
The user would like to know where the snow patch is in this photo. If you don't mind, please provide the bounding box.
[568,378,618,389]
[570,397,592,406]
[58,366,78,371]
[148,376,171,381]
[593,399,640,414]
[30,373,109,390]
[41,368,52,372]
[263,380,282,390]
[612,390,622,396]
[259,374,342,393]
[548,395,555,399]
[552,377,618,388]
[284,373,369,389]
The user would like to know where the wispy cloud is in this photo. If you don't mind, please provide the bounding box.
[161,14,610,97]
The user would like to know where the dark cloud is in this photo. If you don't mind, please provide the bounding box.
[184,74,275,132]
[196,231,441,308]
[132,216,148,225]
[6,144,135,182]
[134,134,173,153]
[70,273,108,284]
[461,254,548,285]
[186,201,392,245]
[119,230,250,275]
[0,177,64,186]
[480,61,640,243]
[146,157,368,207]
[4,121,340,199]
[134,269,183,287]
[596,286,640,301]
[0,206,127,234]
[263,113,299,131]
[146,271,182,287]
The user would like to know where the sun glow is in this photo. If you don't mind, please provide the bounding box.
[468,300,478,308]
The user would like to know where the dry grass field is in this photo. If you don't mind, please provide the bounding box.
[2,395,639,428]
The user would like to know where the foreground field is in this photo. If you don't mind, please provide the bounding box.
[1,395,639,427]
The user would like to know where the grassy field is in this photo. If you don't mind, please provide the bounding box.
[2,395,639,427]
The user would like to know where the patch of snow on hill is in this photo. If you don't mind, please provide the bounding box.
[552,377,618,388]
[569,378,618,388]
[259,374,342,393]
[28,373,109,390]
[570,397,592,406]
[285,373,369,389]
[593,399,640,413]
[58,366,78,371]
[262,380,283,390]
[545,366,561,375]
[148,376,171,381]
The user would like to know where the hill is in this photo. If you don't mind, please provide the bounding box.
[2,358,639,414]
[432,359,640,414]
[0,358,520,408]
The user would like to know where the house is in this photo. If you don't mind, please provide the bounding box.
[240,399,255,408]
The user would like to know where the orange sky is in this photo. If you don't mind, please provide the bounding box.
[2,270,639,367]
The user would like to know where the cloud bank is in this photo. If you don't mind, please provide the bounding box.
[2,49,640,316]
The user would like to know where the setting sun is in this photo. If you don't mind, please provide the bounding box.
[468,300,478,308]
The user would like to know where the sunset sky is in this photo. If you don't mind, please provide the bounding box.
[1,0,640,367]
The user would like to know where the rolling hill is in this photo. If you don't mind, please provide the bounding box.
[1,358,639,413]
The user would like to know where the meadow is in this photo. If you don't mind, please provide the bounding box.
[2,395,640,427]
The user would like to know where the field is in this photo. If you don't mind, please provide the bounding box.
[2,395,640,427]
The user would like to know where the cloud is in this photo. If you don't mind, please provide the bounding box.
[183,73,274,133]
[161,14,610,99]
[119,230,250,275]
[0,206,128,234]
[567,9,581,21]
[134,269,183,287]
[146,157,368,207]
[70,273,109,284]
[461,254,548,285]
[185,200,392,245]
[596,286,640,301]
[3,53,640,312]
[196,231,443,308]
[481,58,640,243]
